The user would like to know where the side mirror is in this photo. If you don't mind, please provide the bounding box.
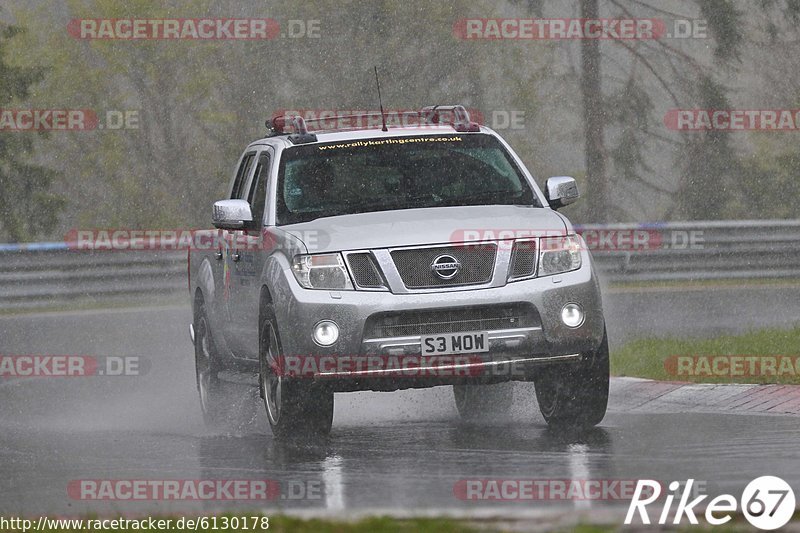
[545,176,580,209]
[212,199,253,230]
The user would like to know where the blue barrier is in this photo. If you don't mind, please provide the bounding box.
[0,242,70,253]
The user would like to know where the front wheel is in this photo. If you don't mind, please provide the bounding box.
[259,306,334,439]
[533,328,610,428]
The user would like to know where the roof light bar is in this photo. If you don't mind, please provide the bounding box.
[420,105,481,132]
[265,115,317,144]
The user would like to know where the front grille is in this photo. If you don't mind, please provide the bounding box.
[346,253,385,288]
[363,303,540,339]
[390,244,496,289]
[509,240,537,279]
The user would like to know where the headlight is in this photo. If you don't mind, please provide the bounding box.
[538,235,582,276]
[292,253,354,290]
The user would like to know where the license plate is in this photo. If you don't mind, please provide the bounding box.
[421,331,490,355]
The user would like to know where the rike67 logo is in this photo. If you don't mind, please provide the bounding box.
[626,477,795,530]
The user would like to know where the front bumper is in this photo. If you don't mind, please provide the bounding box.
[272,256,604,391]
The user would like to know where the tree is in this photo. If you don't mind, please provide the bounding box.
[10,0,556,235]
[579,0,609,221]
[0,17,64,242]
[583,0,747,221]
[507,0,770,221]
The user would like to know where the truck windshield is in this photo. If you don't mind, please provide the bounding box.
[276,133,540,225]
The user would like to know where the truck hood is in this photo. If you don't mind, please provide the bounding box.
[281,205,569,253]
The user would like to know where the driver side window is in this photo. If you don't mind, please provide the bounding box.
[230,152,256,199]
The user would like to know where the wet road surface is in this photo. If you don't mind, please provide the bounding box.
[1,286,799,521]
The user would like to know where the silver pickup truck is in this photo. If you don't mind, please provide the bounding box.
[188,106,608,438]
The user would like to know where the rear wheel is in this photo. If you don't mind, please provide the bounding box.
[533,328,609,428]
[453,382,514,421]
[194,301,228,428]
[259,305,334,439]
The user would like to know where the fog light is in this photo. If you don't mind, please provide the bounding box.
[561,303,584,328]
[313,320,339,346]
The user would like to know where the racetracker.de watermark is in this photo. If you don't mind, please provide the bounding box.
[0,109,139,131]
[0,355,147,378]
[63,229,329,252]
[272,108,527,131]
[449,227,704,251]
[664,355,800,378]
[268,354,594,380]
[271,354,485,378]
[454,479,660,501]
[665,109,800,131]
[67,18,320,40]
[453,18,707,40]
[273,107,483,130]
[67,479,321,500]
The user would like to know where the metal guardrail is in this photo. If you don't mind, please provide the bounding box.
[1,220,799,309]
[0,248,186,309]
[582,220,800,282]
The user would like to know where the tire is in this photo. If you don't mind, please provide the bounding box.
[259,304,334,439]
[453,382,514,421]
[533,327,610,428]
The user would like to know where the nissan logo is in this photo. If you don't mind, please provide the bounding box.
[431,254,461,280]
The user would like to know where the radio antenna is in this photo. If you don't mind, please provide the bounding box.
[374,66,388,132]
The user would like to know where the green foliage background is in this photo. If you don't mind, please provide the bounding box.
[1,0,799,241]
